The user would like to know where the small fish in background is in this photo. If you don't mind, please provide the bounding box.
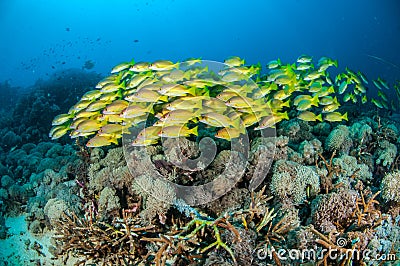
[82,60,95,70]
[65,27,70,32]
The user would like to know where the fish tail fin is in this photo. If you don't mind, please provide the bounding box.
[334,59,338,67]
[283,99,290,108]
[316,114,323,122]
[342,112,348,121]
[190,126,198,136]
[187,86,197,96]
[158,95,169,102]
[202,90,210,97]
[311,95,320,107]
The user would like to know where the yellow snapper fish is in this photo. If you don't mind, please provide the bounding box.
[120,104,154,119]
[52,113,72,126]
[324,112,348,122]
[103,100,129,115]
[69,129,96,139]
[150,60,179,71]
[111,61,134,74]
[86,135,119,147]
[98,124,123,135]
[75,110,101,119]
[226,96,263,109]
[125,89,168,103]
[215,126,245,140]
[322,102,340,113]
[100,83,125,93]
[70,117,87,129]
[224,56,245,67]
[221,71,248,83]
[315,86,335,97]
[251,83,278,99]
[81,90,103,101]
[99,91,123,102]
[304,71,323,81]
[319,96,335,105]
[162,69,191,82]
[136,126,162,140]
[202,98,228,112]
[159,84,196,97]
[86,100,111,112]
[159,125,198,138]
[129,62,151,72]
[131,137,159,146]
[254,112,289,130]
[49,125,70,139]
[317,57,338,72]
[296,63,314,71]
[200,112,240,128]
[296,95,319,111]
[127,72,153,89]
[182,57,202,66]
[165,97,203,111]
[268,99,290,111]
[76,119,105,133]
[267,58,281,69]
[68,100,94,114]
[98,114,124,123]
[297,55,312,63]
[298,111,322,122]
[160,109,201,124]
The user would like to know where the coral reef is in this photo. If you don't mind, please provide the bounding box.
[270,160,320,204]
[381,170,400,203]
[325,124,353,154]
[2,56,400,266]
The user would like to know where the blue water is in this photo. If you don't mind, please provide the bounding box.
[0,0,399,88]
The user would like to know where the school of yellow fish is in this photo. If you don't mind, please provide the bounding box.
[49,55,397,147]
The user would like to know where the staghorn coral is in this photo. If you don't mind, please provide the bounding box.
[325,124,353,154]
[270,160,320,204]
[380,170,400,203]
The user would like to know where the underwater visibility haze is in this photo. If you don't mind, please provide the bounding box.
[0,0,400,265]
